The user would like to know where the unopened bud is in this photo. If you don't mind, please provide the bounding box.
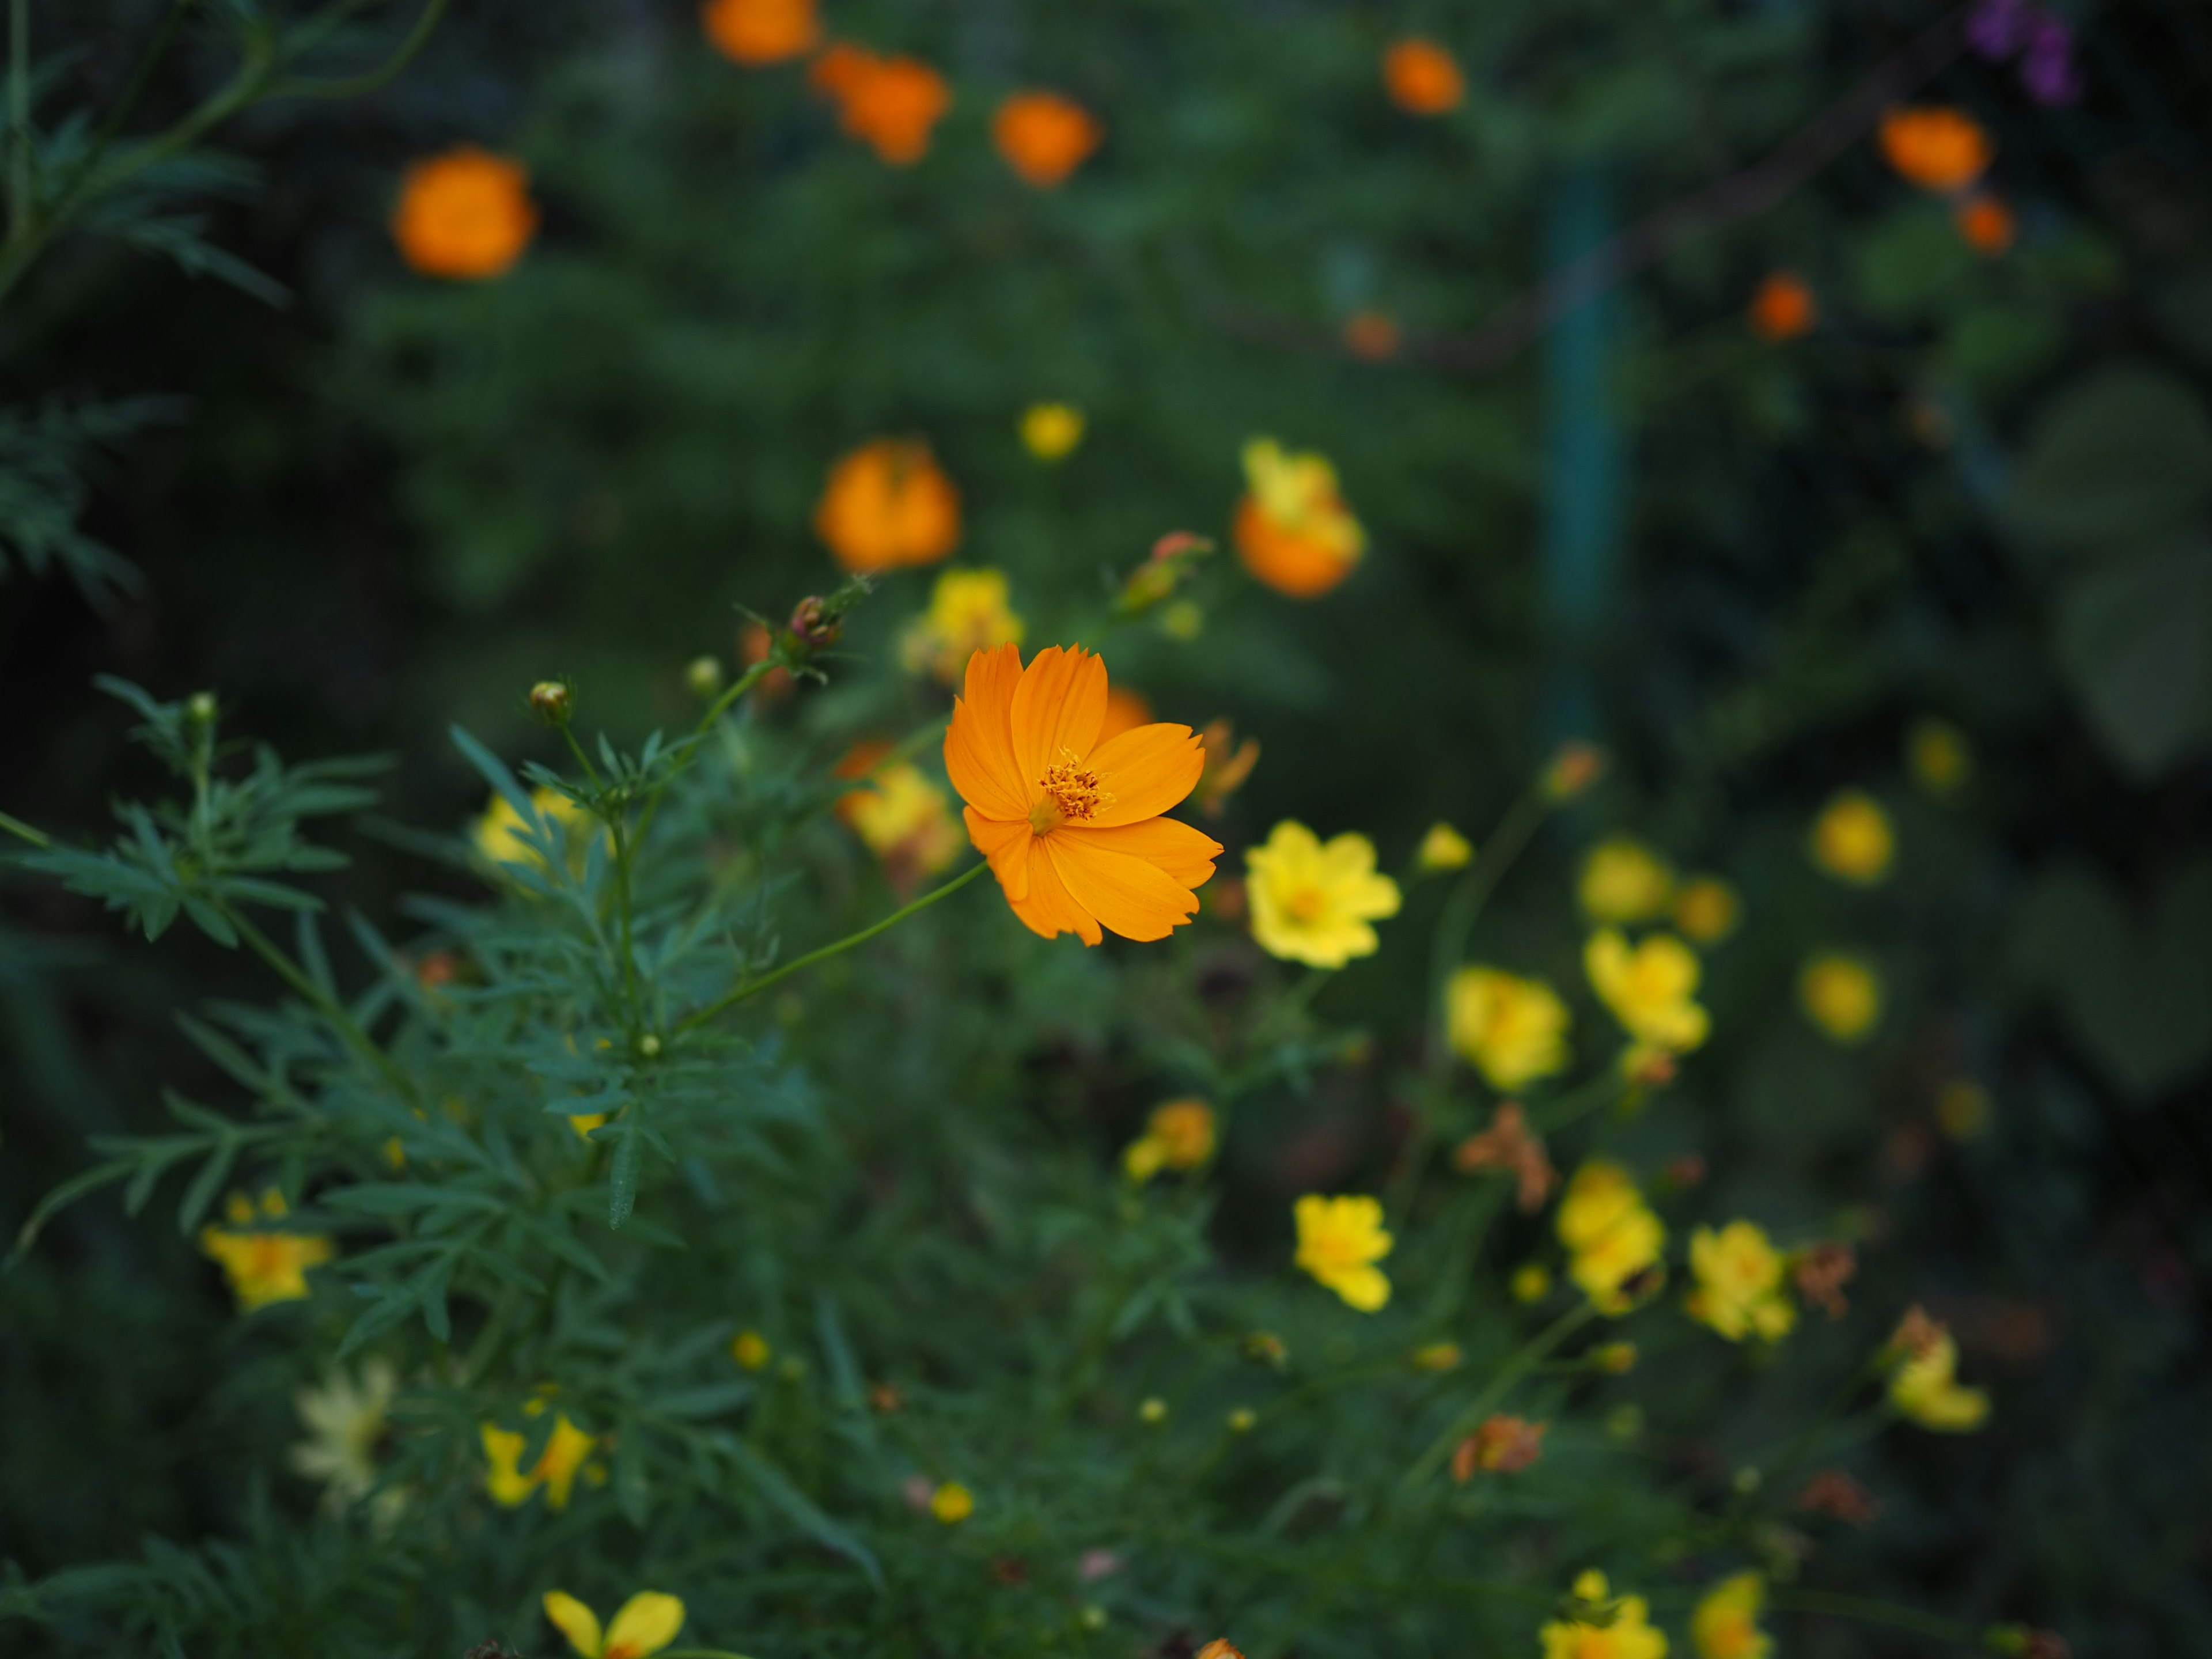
[685,656,724,699]
[529,680,573,725]
[637,1032,662,1059]
[186,691,218,725]
[1541,740,1608,802]
[790,596,841,649]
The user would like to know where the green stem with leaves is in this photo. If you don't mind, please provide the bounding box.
[217,902,420,1105]
[1402,1300,1599,1491]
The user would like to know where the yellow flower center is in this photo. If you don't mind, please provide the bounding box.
[1284,884,1327,922]
[1032,750,1111,832]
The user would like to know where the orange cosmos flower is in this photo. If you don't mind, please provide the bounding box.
[1099,684,1153,743]
[391,146,538,280]
[945,644,1222,944]
[1233,438,1366,597]
[1955,193,2016,255]
[993,92,1103,188]
[812,46,952,165]
[1383,39,1465,115]
[1878,107,1994,193]
[815,439,962,571]
[701,0,819,64]
[1748,271,1815,340]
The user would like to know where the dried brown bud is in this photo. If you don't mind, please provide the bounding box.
[1451,1103,1555,1214]
[1794,1468,1880,1525]
[869,1382,904,1414]
[1889,1304,1947,1362]
[528,680,573,725]
[1452,1414,1548,1481]
[1793,1242,1857,1320]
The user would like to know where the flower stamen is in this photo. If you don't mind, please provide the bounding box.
[1032,749,1112,834]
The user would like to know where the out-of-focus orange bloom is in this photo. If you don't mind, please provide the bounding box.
[1748,271,1816,341]
[1451,1414,1547,1480]
[811,46,952,165]
[993,92,1103,188]
[1878,106,1994,193]
[701,0,819,64]
[391,147,538,280]
[1382,39,1465,115]
[1233,438,1365,598]
[1956,194,2016,255]
[1343,310,1402,361]
[1099,685,1153,744]
[815,440,961,571]
[1452,1102,1555,1214]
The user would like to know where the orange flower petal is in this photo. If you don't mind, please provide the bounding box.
[963,806,1032,900]
[1085,722,1205,827]
[1046,835,1202,942]
[1009,837,1100,944]
[1058,817,1222,888]
[1009,646,1107,785]
[945,643,1029,820]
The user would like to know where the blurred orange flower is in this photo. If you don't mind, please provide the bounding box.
[1748,271,1815,341]
[701,0,819,64]
[391,146,537,280]
[815,440,961,571]
[945,644,1221,944]
[812,46,952,165]
[993,92,1103,188]
[1098,685,1153,743]
[1956,194,2016,255]
[1233,438,1365,598]
[1343,310,1402,360]
[1382,39,1464,115]
[1878,106,1993,193]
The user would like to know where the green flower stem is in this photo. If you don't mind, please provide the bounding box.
[217,901,421,1105]
[1426,787,1550,1060]
[1402,1300,1599,1491]
[674,861,988,1035]
[1764,1588,1985,1647]
[1717,1348,1885,1536]
[1531,1062,1631,1133]
[0,809,52,849]
[266,0,451,101]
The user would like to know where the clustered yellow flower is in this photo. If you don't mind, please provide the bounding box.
[1293,1192,1393,1312]
[543,1589,686,1659]
[482,1394,599,1511]
[1540,1570,1669,1659]
[1585,929,1711,1054]
[1245,821,1402,967]
[1800,952,1882,1043]
[1446,967,1570,1090]
[1810,789,1895,884]
[903,567,1025,684]
[199,1188,335,1313]
[842,763,964,881]
[1578,837,1674,922]
[1556,1161,1665,1314]
[1691,1572,1771,1659]
[1123,1098,1217,1181]
[1685,1221,1796,1343]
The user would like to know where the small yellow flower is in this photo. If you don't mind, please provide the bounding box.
[1123,1098,1217,1181]
[732,1329,772,1371]
[1800,953,1882,1043]
[1020,402,1085,461]
[1586,929,1711,1054]
[1161,599,1205,640]
[1672,877,1740,945]
[1245,821,1402,968]
[1138,1396,1168,1423]
[474,785,595,876]
[1410,1340,1463,1372]
[1906,717,1972,798]
[289,1359,399,1516]
[1691,1573,1771,1659]
[1293,1193,1393,1312]
[1936,1078,1991,1141]
[1889,1325,1989,1432]
[482,1399,597,1510]
[1540,1571,1669,1659]
[1557,1162,1666,1315]
[1446,967,1571,1090]
[1510,1262,1552,1303]
[843,763,965,880]
[1578,838,1675,923]
[903,567,1026,684]
[199,1188,335,1313]
[1416,821,1474,872]
[1809,790,1895,884]
[1685,1222,1797,1343]
[543,1590,687,1659]
[930,1480,975,1522]
[569,1112,609,1138]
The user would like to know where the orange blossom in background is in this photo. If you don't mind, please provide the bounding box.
[391,146,538,280]
[815,440,962,571]
[810,45,952,165]
[1382,39,1465,115]
[1748,271,1815,340]
[993,92,1104,187]
[1233,437,1366,598]
[1878,106,1994,192]
[701,0,819,64]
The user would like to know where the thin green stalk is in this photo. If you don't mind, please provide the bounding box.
[1766,1588,1984,1647]
[1427,788,1549,1058]
[1530,1062,1630,1133]
[1719,1349,1884,1535]
[7,0,29,244]
[674,861,988,1034]
[0,808,52,848]
[267,0,449,100]
[218,902,421,1105]
[1402,1300,1598,1490]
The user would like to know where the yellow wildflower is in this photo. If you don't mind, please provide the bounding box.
[903,567,1025,684]
[1245,821,1402,967]
[199,1188,335,1313]
[1446,967,1571,1090]
[1800,953,1882,1043]
[842,762,965,882]
[1293,1193,1393,1312]
[929,1480,975,1522]
[1123,1098,1217,1181]
[1888,1316,1989,1432]
[1906,718,1972,798]
[1691,1573,1771,1659]
[732,1329,772,1371]
[1685,1222,1797,1343]
[474,785,594,876]
[1020,402,1085,460]
[1510,1262,1552,1303]
[1672,877,1740,945]
[1416,821,1474,872]
[1540,1571,1669,1659]
[1578,838,1675,923]
[1557,1162,1665,1315]
[289,1359,399,1517]
[482,1397,597,1510]
[1586,929,1710,1054]
[1809,790,1895,884]
[543,1590,687,1659]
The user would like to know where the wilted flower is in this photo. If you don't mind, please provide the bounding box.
[903,567,1025,683]
[1800,953,1883,1043]
[1452,1102,1556,1214]
[1233,438,1366,597]
[1586,929,1711,1054]
[1748,271,1815,341]
[1245,821,1402,967]
[700,0,817,63]
[1020,402,1085,460]
[946,644,1221,944]
[200,1189,334,1313]
[482,1397,597,1510]
[1578,838,1675,923]
[543,1590,685,1659]
[1124,1098,1217,1181]
[1810,790,1895,883]
[1558,1162,1666,1315]
[1541,1571,1667,1659]
[1382,39,1465,115]
[1794,1468,1879,1524]
[1791,1241,1857,1319]
[1293,1193,1393,1312]
[1417,821,1474,872]
[1447,968,1571,1091]
[1685,1222,1797,1342]
[1878,106,1994,193]
[992,92,1103,187]
[810,47,952,164]
[1195,720,1260,815]
[816,440,961,571]
[1343,310,1402,360]
[391,147,537,279]
[1452,1414,1547,1479]
[1691,1573,1771,1659]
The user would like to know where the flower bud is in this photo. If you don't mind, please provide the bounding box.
[790,596,842,649]
[529,680,573,725]
[185,690,218,725]
[686,655,725,699]
[1541,740,1608,802]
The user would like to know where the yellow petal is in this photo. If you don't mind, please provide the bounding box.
[543,1590,604,1658]
[603,1590,687,1659]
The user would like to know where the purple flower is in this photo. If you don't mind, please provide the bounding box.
[2021,17,2082,105]
[1967,0,2033,58]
